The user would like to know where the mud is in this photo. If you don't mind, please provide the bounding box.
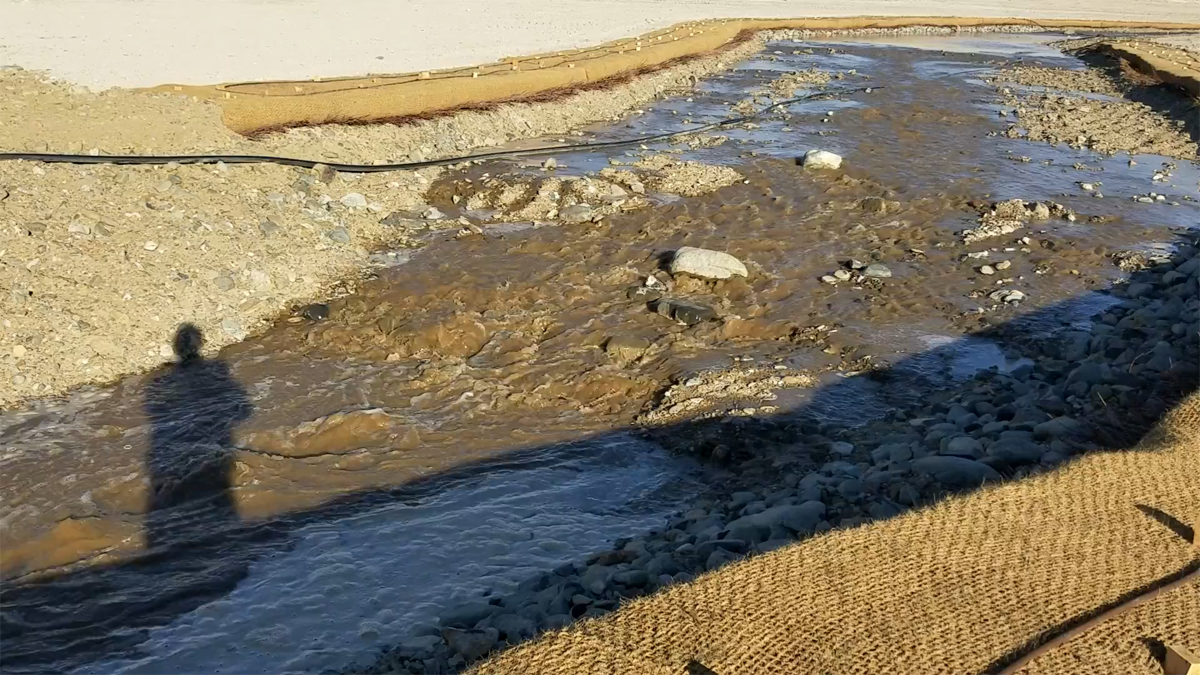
[1,35,1199,675]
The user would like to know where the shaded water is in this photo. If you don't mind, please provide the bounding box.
[2,35,1198,674]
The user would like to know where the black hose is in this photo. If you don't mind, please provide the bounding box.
[0,87,873,173]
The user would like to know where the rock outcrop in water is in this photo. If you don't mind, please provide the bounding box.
[669,247,748,280]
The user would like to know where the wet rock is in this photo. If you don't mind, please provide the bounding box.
[580,565,614,594]
[724,501,826,535]
[605,335,649,361]
[1033,416,1083,440]
[612,570,649,587]
[829,441,855,457]
[442,628,497,661]
[300,303,330,321]
[800,149,843,170]
[235,408,411,458]
[995,260,1012,271]
[863,263,892,279]
[838,478,863,499]
[399,634,444,654]
[942,436,983,459]
[559,204,594,223]
[543,615,572,631]
[986,438,1045,465]
[627,285,662,302]
[670,247,748,280]
[912,455,1001,488]
[979,265,996,275]
[339,192,368,208]
[705,547,741,571]
[860,197,887,213]
[440,603,499,629]
[492,614,536,642]
[655,299,718,326]
[989,289,1025,303]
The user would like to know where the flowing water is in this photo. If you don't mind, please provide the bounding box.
[2,35,1198,674]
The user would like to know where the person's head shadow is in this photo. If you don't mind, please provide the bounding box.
[142,324,252,551]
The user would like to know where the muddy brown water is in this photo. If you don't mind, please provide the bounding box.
[2,35,1198,674]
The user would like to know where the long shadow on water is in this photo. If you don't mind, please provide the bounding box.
[0,233,1196,674]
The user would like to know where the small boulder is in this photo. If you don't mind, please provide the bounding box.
[801,149,843,170]
[559,204,594,223]
[670,247,748,280]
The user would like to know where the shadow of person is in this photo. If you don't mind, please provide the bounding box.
[142,324,251,551]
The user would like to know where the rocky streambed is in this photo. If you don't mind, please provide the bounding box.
[1,33,1197,675]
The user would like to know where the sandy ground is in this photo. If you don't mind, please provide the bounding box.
[0,0,1198,88]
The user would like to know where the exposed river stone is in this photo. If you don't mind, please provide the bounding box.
[800,149,843,170]
[669,246,748,280]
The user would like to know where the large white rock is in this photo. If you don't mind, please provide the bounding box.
[669,246,748,280]
[801,149,843,170]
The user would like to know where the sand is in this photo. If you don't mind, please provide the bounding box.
[1,0,1198,89]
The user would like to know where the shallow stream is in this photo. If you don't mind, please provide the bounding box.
[1,33,1197,674]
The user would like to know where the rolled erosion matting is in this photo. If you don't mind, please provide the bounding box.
[468,394,1200,675]
[150,17,1200,135]
[1090,39,1200,97]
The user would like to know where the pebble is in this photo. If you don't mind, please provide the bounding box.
[213,275,235,292]
[800,149,843,170]
[995,260,1011,271]
[143,241,158,251]
[863,263,892,279]
[340,193,368,209]
[258,218,281,237]
[669,247,748,280]
[327,228,352,244]
[422,206,446,220]
[979,265,995,275]
[300,303,330,321]
[11,345,27,358]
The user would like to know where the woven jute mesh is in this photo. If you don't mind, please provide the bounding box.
[152,17,1200,135]
[472,394,1200,675]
